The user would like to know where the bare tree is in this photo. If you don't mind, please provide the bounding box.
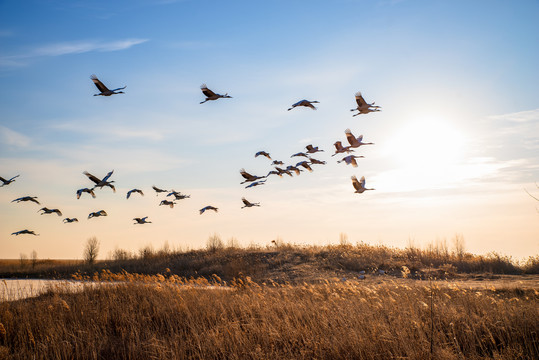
[30,250,38,269]
[84,237,100,264]
[452,234,465,259]
[19,253,28,269]
[206,233,223,252]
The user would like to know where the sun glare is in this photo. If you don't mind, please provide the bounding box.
[380,116,467,192]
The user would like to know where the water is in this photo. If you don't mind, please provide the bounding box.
[0,279,90,301]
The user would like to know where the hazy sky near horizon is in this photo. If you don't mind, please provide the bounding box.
[1,0,538,260]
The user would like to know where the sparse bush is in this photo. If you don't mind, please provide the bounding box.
[206,233,224,252]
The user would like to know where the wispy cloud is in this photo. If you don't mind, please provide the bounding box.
[0,38,149,68]
[488,108,539,123]
[33,38,148,57]
[0,126,31,148]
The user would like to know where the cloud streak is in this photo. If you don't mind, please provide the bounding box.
[1,38,148,68]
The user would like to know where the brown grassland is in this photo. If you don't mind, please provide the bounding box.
[1,242,538,359]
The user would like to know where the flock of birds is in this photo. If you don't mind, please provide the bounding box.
[4,75,380,237]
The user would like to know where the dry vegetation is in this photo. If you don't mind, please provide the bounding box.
[2,239,539,282]
[0,275,538,359]
[1,241,538,359]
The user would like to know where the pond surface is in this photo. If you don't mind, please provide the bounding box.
[1,279,91,301]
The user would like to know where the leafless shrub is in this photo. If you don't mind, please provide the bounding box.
[83,237,99,265]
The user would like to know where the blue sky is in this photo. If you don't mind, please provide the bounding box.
[1,0,538,259]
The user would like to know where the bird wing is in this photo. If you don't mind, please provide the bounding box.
[242,198,250,206]
[201,84,216,97]
[110,86,126,92]
[99,210,108,216]
[127,190,133,199]
[84,171,101,185]
[359,176,366,187]
[0,176,6,183]
[355,92,367,107]
[90,75,110,93]
[54,209,62,216]
[357,134,364,142]
[351,176,361,191]
[345,129,358,146]
[102,170,114,182]
[30,197,41,204]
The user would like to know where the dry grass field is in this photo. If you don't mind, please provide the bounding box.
[1,275,538,359]
[1,243,538,359]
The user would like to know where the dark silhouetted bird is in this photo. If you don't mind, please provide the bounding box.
[76,188,96,199]
[241,197,260,208]
[200,84,232,104]
[88,210,107,219]
[39,207,62,216]
[0,175,19,187]
[288,100,319,111]
[133,217,152,224]
[90,75,126,96]
[127,189,144,199]
[63,218,79,223]
[199,205,218,214]
[12,196,40,205]
[11,229,39,236]
[84,170,115,192]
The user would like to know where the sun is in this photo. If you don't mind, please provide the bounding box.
[381,115,467,191]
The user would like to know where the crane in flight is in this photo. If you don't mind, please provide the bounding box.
[351,92,380,116]
[337,155,364,168]
[167,190,190,201]
[345,129,375,148]
[133,217,152,224]
[351,176,375,194]
[246,180,267,188]
[200,84,232,104]
[241,197,260,208]
[76,188,96,199]
[63,218,79,223]
[199,205,218,214]
[38,207,62,216]
[12,196,40,205]
[255,151,272,160]
[84,170,115,192]
[152,186,168,196]
[288,100,319,111]
[90,75,126,96]
[0,175,19,187]
[240,169,265,184]
[331,141,355,156]
[305,144,324,154]
[159,200,176,208]
[127,189,144,199]
[88,210,107,219]
[11,229,39,236]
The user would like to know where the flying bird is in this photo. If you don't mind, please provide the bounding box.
[351,92,380,116]
[76,188,96,199]
[63,218,78,223]
[274,167,293,177]
[288,100,319,111]
[255,151,272,160]
[90,75,126,96]
[12,196,40,205]
[351,176,375,194]
[296,161,313,172]
[239,168,265,184]
[246,180,267,188]
[11,229,39,236]
[152,186,168,196]
[88,210,107,219]
[331,141,355,156]
[126,189,144,199]
[291,152,309,158]
[337,155,365,168]
[167,190,190,201]
[0,175,19,187]
[286,165,303,176]
[307,157,326,165]
[133,217,152,224]
[199,84,232,104]
[271,160,284,166]
[83,170,116,192]
[305,144,324,154]
[241,197,260,208]
[159,200,176,208]
[38,207,62,216]
[345,129,375,148]
[199,205,218,214]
